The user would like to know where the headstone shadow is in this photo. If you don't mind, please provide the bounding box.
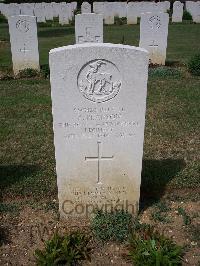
[0,164,39,199]
[0,227,10,246]
[140,158,186,212]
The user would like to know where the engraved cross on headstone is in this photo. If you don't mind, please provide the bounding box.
[20,44,31,54]
[78,27,100,43]
[85,141,114,184]
[149,40,158,49]
[149,40,158,62]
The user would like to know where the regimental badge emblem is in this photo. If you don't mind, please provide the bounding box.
[77,59,122,103]
[16,19,30,33]
[148,16,161,30]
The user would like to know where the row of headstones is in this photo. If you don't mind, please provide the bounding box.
[83,1,200,24]
[1,2,200,24]
[8,11,168,75]
[93,1,169,24]
[0,2,77,25]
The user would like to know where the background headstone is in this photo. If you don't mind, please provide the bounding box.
[59,3,69,25]
[172,1,183,23]
[67,3,73,22]
[104,2,114,24]
[49,43,149,218]
[127,2,139,24]
[81,2,91,14]
[44,3,54,21]
[185,1,200,22]
[20,3,34,16]
[8,15,40,75]
[93,2,104,15]
[139,12,169,65]
[34,3,46,23]
[51,2,60,18]
[75,13,103,44]
[192,2,200,23]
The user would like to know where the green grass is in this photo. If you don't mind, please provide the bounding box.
[35,231,91,265]
[0,23,200,207]
[91,210,133,242]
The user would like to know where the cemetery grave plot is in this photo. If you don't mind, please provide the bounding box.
[0,21,200,265]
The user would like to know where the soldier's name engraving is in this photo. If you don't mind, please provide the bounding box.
[57,105,140,140]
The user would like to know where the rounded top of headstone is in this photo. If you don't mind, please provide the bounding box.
[49,43,149,55]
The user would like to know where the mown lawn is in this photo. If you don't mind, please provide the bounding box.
[0,20,200,265]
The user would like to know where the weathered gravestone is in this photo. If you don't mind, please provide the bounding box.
[71,1,77,12]
[67,3,73,21]
[0,3,6,15]
[44,3,54,21]
[81,2,91,14]
[7,3,20,17]
[59,3,69,25]
[139,12,169,65]
[112,2,127,18]
[49,43,149,218]
[20,3,34,16]
[186,1,200,23]
[34,3,46,23]
[51,2,60,18]
[192,1,200,23]
[118,2,127,18]
[164,1,170,11]
[104,2,115,24]
[71,2,77,18]
[8,15,40,75]
[1,3,20,18]
[75,13,103,44]
[172,1,183,22]
[93,2,104,15]
[127,2,139,24]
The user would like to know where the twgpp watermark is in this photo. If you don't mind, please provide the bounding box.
[61,199,139,217]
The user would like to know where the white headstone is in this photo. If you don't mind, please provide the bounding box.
[195,2,200,23]
[104,2,114,24]
[185,1,200,22]
[75,13,103,44]
[93,2,104,15]
[51,2,60,17]
[8,15,40,75]
[20,3,34,16]
[81,2,91,14]
[127,2,139,24]
[153,2,169,13]
[49,43,149,218]
[67,3,73,21]
[0,3,5,15]
[139,12,169,65]
[118,2,127,18]
[172,1,183,22]
[111,2,127,18]
[34,3,46,23]
[164,1,171,11]
[59,3,69,25]
[6,3,20,17]
[71,2,77,11]
[44,3,54,20]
